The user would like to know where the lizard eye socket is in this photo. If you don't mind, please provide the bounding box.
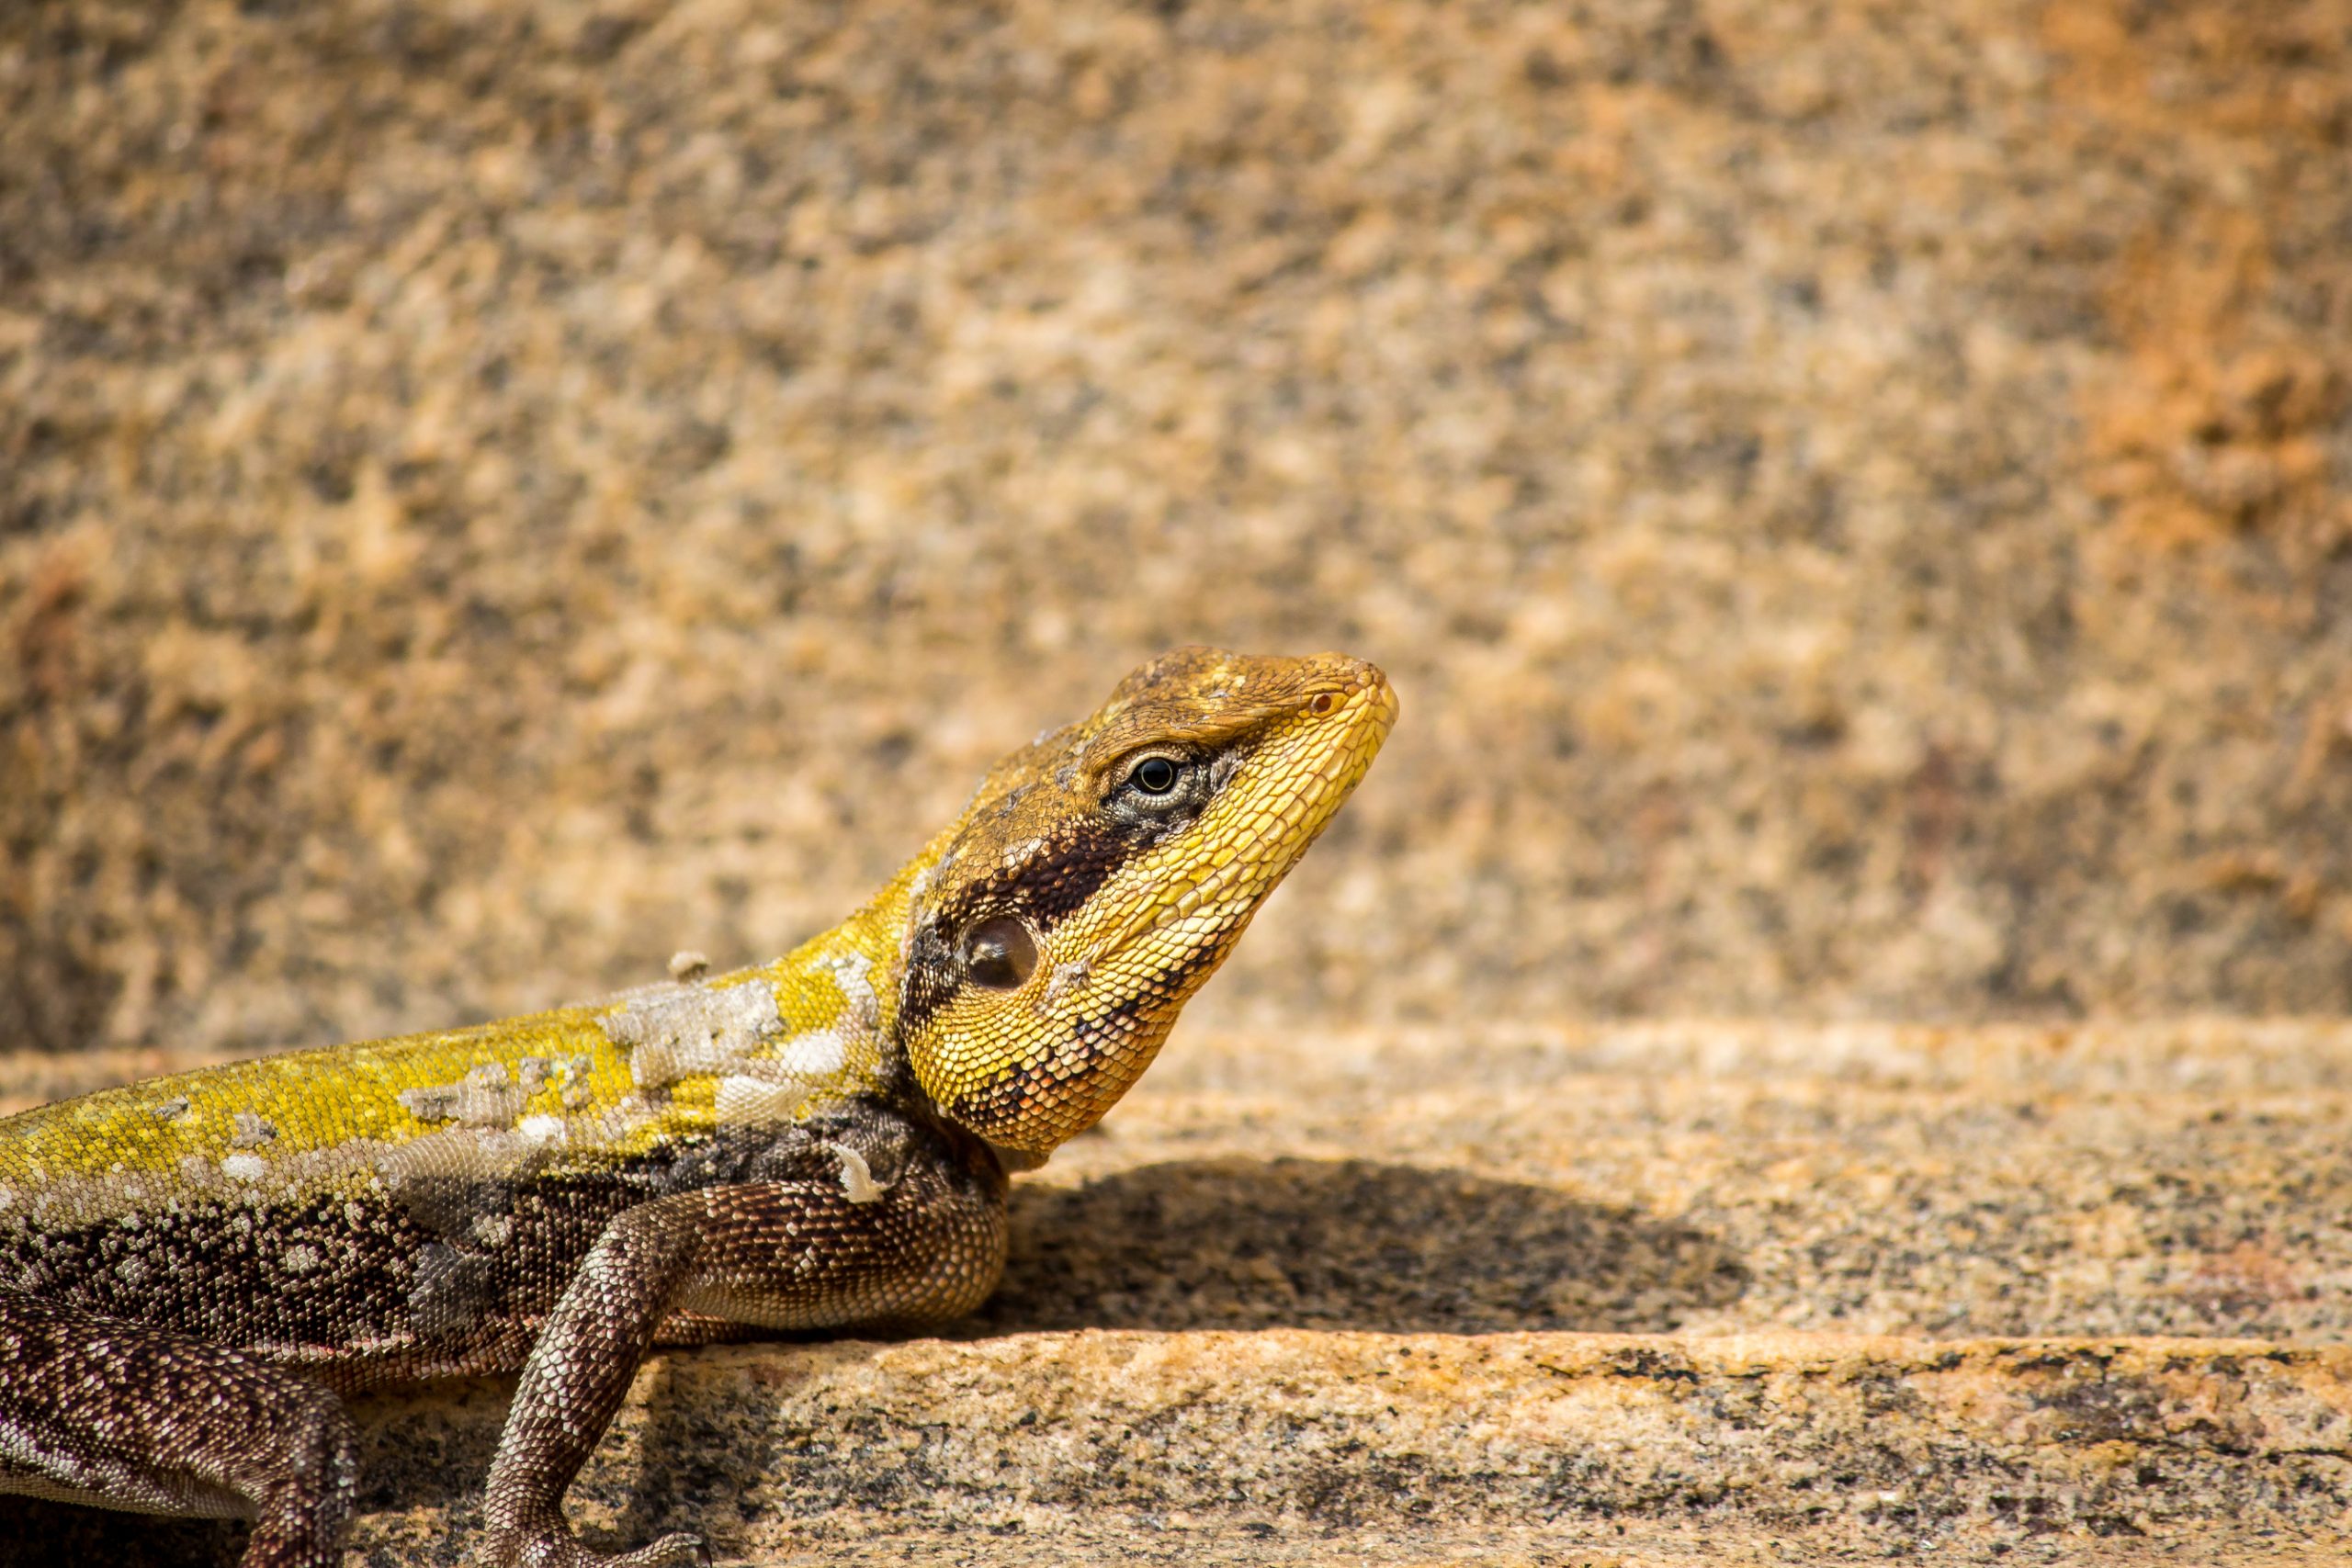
[960,915,1038,989]
[1128,755,1180,795]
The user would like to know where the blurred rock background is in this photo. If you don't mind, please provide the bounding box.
[3,0,2348,1058]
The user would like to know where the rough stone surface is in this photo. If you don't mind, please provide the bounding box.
[8,1021,2352,1563]
[5,0,2352,1060]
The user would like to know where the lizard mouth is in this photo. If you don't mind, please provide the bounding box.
[1095,674,1397,963]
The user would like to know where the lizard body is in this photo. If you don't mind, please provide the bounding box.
[0,647,1396,1567]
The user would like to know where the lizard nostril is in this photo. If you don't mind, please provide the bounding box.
[1308,693,1337,716]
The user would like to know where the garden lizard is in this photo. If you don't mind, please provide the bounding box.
[0,646,1396,1567]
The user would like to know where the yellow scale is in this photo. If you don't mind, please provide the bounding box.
[0,856,935,1200]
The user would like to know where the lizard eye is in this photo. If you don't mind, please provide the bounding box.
[960,915,1038,989]
[1129,756,1179,795]
[1106,749,1210,829]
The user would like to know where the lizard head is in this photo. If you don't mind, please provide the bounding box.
[896,647,1396,1162]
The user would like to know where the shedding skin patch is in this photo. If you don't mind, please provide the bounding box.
[602,980,785,1091]
[516,1115,566,1146]
[1042,961,1091,1008]
[397,1063,533,1129]
[377,1126,553,1191]
[819,953,881,1034]
[778,1031,848,1076]
[714,1077,811,1126]
[832,1146,883,1204]
[557,1055,596,1111]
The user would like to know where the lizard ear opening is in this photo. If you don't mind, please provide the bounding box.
[959,916,1038,990]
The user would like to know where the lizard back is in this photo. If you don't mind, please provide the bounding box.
[0,864,933,1385]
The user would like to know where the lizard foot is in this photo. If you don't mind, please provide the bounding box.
[604,1533,710,1568]
[479,1526,710,1568]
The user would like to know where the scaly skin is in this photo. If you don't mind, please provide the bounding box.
[0,647,1396,1567]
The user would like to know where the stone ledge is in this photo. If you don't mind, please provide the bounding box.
[326,1328,2352,1564]
[8,1021,2351,1563]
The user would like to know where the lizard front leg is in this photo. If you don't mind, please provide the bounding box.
[478,1138,1006,1568]
[0,1284,358,1568]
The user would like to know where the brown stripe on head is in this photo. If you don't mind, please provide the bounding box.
[898,648,1397,1158]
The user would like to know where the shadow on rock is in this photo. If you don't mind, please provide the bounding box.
[979,1156,1749,1334]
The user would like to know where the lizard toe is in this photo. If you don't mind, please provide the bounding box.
[606,1531,709,1568]
[479,1524,707,1568]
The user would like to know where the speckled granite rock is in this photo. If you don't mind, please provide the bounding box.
[4,0,2351,1062]
[325,1331,2352,1564]
[8,1021,2352,1563]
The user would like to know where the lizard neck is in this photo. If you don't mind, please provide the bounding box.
[605,825,952,1115]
